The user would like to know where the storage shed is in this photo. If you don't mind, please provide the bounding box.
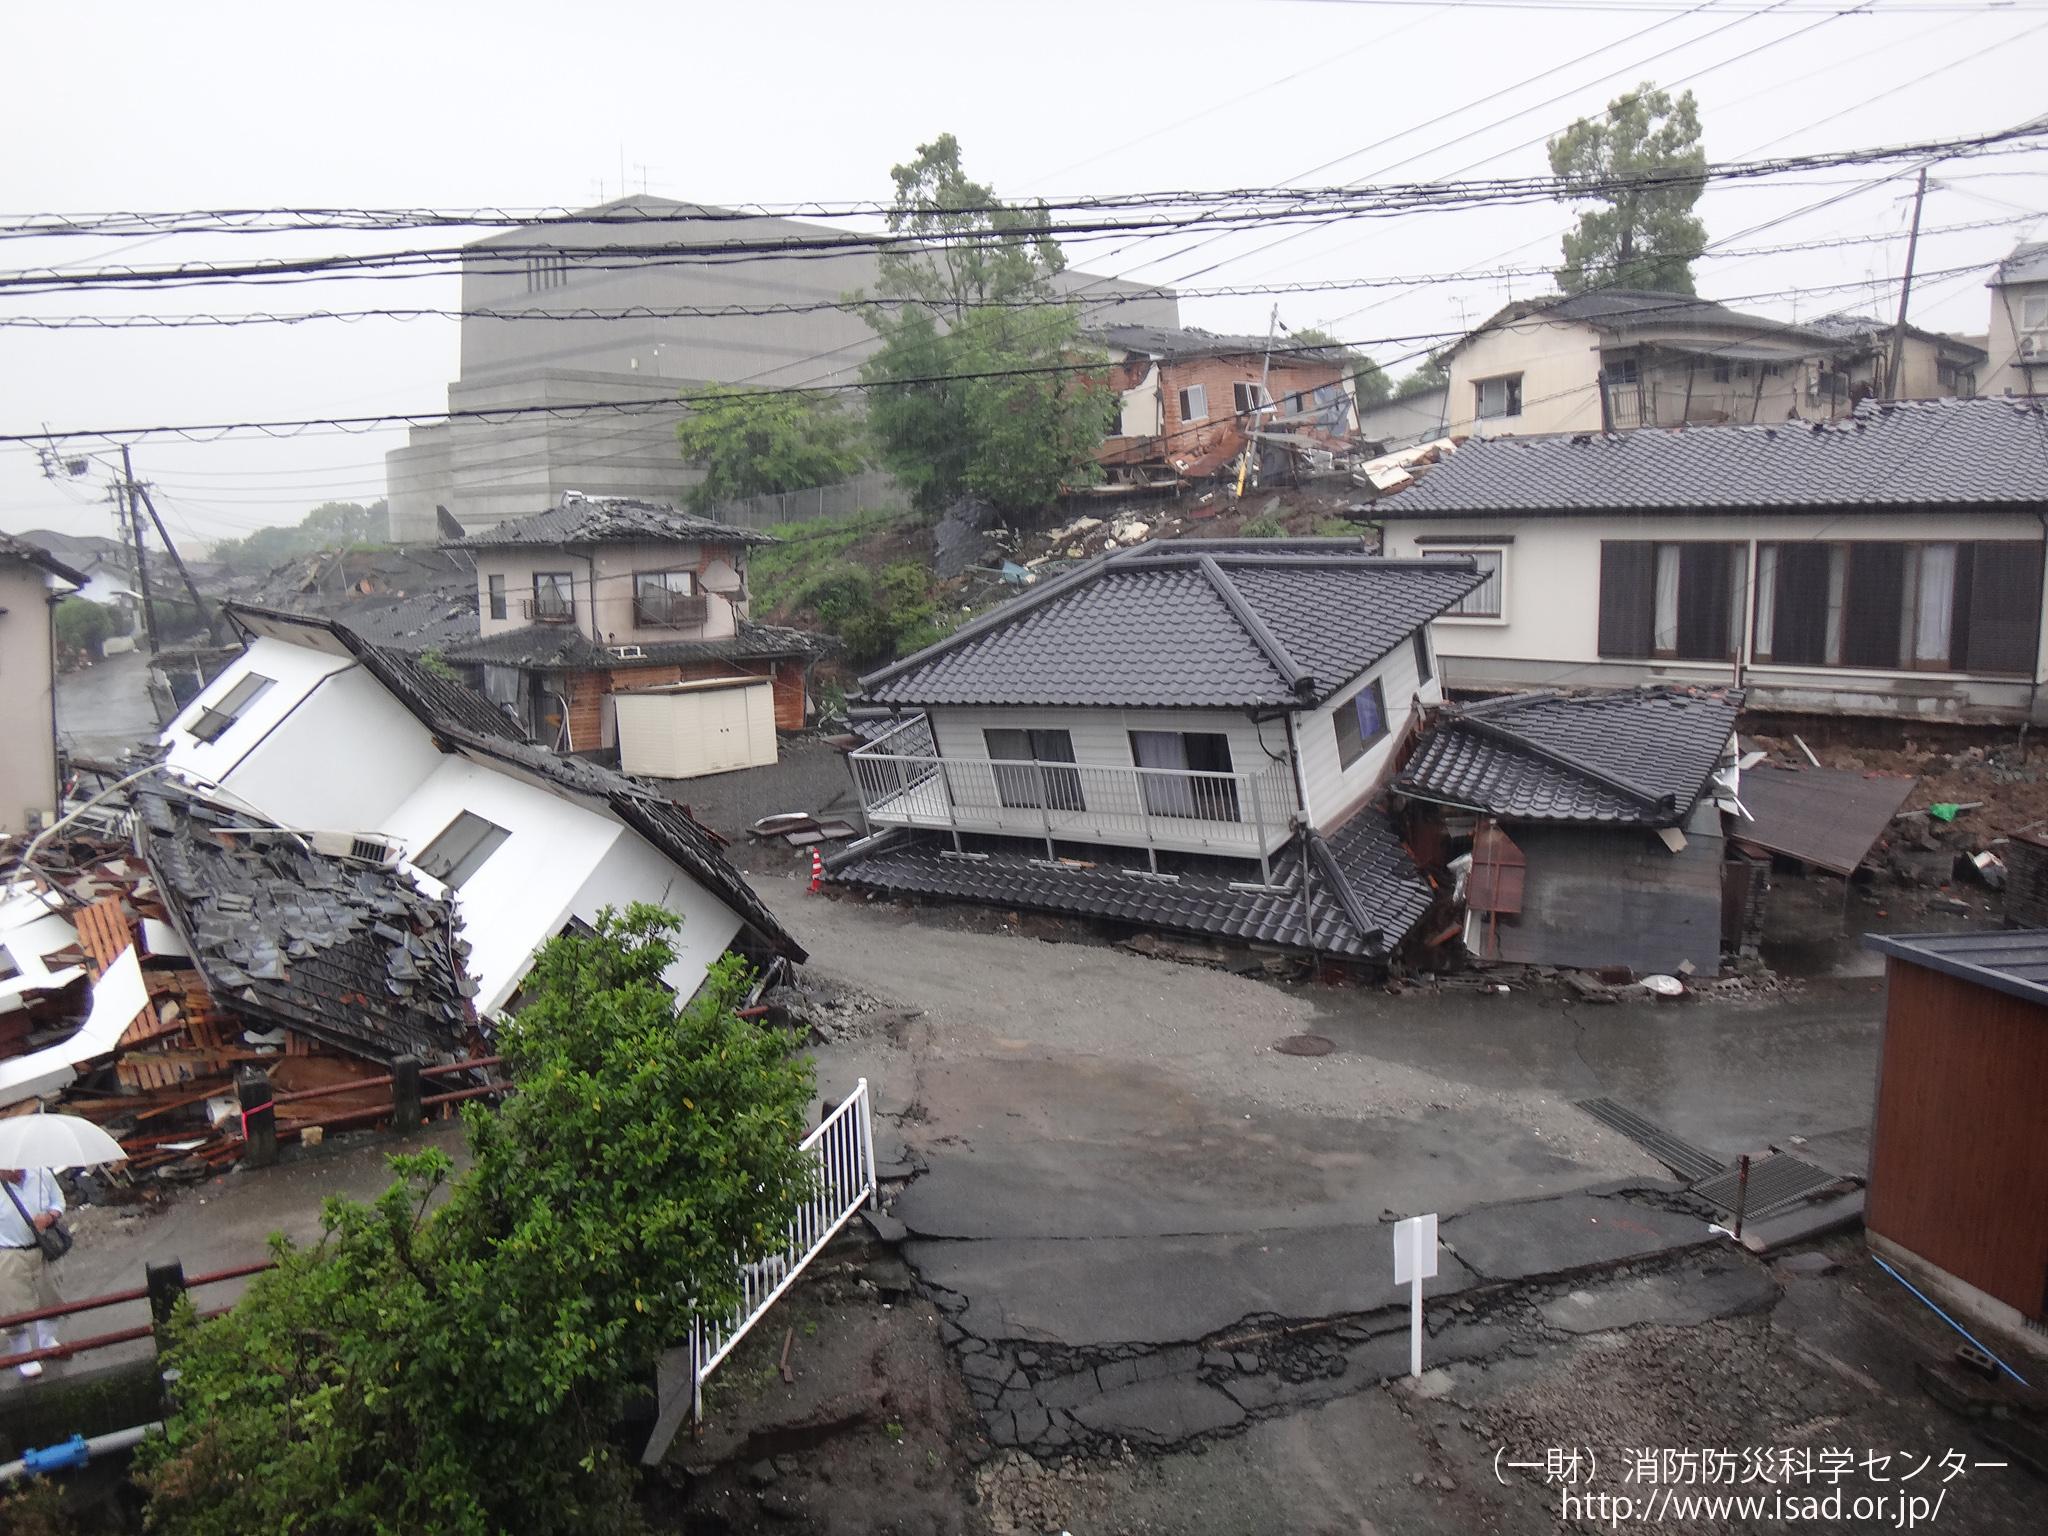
[614,676,778,780]
[1862,930,2048,1356]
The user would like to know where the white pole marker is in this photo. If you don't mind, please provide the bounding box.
[1392,1213,1439,1379]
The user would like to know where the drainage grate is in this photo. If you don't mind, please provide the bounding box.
[1574,1097,1727,1183]
[1691,1154,1847,1222]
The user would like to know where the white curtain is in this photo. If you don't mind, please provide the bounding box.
[1653,544,1681,654]
[1725,544,1749,662]
[1130,731,1194,818]
[1916,544,1957,665]
[1825,545,1847,666]
[1753,545,1778,659]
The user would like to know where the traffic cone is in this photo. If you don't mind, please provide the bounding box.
[808,846,823,894]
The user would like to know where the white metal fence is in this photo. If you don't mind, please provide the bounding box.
[642,1077,878,1463]
[702,471,910,531]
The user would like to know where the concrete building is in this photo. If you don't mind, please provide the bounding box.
[386,197,1179,540]
[1438,290,1983,442]
[1983,240,2048,399]
[0,533,85,837]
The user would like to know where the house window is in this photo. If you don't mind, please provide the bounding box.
[188,672,276,743]
[1597,542,1747,662]
[1474,375,1522,420]
[1713,361,1732,384]
[1756,541,2043,674]
[487,574,507,621]
[525,253,570,292]
[531,571,575,622]
[1413,628,1434,685]
[1422,549,1504,619]
[1179,384,1208,422]
[1333,680,1389,771]
[1608,358,1641,386]
[412,810,511,889]
[1233,380,1273,416]
[983,728,1084,812]
[1129,731,1239,821]
[634,569,704,629]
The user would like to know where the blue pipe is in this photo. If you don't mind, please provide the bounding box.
[1871,1254,2031,1387]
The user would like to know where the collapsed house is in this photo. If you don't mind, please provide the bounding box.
[1391,686,1744,975]
[830,539,1489,967]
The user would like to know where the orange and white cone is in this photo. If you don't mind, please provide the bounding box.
[808,846,823,894]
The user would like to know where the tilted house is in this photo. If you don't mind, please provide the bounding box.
[1393,687,1742,974]
[1379,396,2048,723]
[830,540,1487,966]
[161,604,803,1013]
[440,492,833,757]
[0,531,85,837]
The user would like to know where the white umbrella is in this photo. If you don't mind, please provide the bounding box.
[0,1112,127,1170]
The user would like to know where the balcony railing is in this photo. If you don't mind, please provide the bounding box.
[849,717,1298,864]
[523,591,576,624]
[635,591,711,630]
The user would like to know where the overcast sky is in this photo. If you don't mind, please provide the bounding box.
[2,0,2042,550]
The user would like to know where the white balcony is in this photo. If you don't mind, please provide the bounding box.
[849,716,1298,865]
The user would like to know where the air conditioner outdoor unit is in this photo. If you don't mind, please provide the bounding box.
[307,831,401,867]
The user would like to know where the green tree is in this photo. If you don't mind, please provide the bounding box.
[210,500,390,571]
[53,596,112,658]
[1548,82,1707,296]
[674,385,868,512]
[1394,353,1451,398]
[856,135,1119,516]
[135,906,817,1535]
[1288,328,1390,407]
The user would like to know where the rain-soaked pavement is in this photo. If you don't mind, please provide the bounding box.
[54,647,159,761]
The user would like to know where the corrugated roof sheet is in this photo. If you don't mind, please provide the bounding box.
[1864,928,2048,1006]
[1383,396,2048,516]
[444,494,779,549]
[1396,687,1741,827]
[862,541,1487,709]
[138,785,475,1063]
[825,810,1432,960]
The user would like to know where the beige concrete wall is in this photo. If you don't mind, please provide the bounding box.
[1443,319,1606,438]
[1984,278,2047,399]
[0,562,59,835]
[473,538,749,646]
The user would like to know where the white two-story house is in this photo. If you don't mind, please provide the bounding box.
[829,540,1486,967]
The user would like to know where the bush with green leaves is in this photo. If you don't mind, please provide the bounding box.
[1238,516,1286,539]
[134,906,816,1536]
[53,596,112,657]
[674,385,868,512]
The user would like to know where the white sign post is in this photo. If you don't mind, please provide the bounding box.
[1392,1213,1439,1379]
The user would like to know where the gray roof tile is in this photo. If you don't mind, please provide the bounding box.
[1396,686,1741,826]
[442,619,833,671]
[863,541,1487,709]
[445,494,778,549]
[1385,397,2048,516]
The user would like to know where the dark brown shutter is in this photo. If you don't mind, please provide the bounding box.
[1842,543,1906,670]
[1773,544,1831,665]
[1598,542,1655,658]
[1963,540,2045,675]
[1676,544,1732,661]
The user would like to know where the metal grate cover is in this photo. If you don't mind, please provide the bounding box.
[1691,1154,1847,1221]
[1574,1097,1726,1183]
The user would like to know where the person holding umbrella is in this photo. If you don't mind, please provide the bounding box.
[0,1112,124,1381]
[0,1163,65,1378]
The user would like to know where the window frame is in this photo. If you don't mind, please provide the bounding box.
[1332,678,1390,772]
[487,573,507,621]
[1422,548,1506,623]
[1473,373,1523,420]
[1178,383,1208,422]
[188,672,276,743]
[412,810,512,889]
[531,570,576,622]
[1233,380,1273,416]
[1412,628,1435,686]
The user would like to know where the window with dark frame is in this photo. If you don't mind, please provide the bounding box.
[1596,542,1746,662]
[1333,679,1389,771]
[188,672,276,743]
[487,574,507,621]
[634,569,701,628]
[1128,731,1239,821]
[532,571,575,622]
[1413,628,1434,685]
[412,811,511,889]
[1474,375,1522,419]
[983,728,1084,812]
[1423,549,1503,618]
[1178,383,1208,422]
[1233,380,1272,415]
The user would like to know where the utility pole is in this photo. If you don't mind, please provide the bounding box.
[129,476,216,644]
[1885,167,1929,401]
[119,446,162,655]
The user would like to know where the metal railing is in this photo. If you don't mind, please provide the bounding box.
[848,740,1298,860]
[643,1077,877,1463]
[0,1259,274,1373]
[634,591,710,630]
[522,591,576,623]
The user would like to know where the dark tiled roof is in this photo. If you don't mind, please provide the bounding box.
[1093,324,1346,364]
[862,541,1486,710]
[0,530,88,586]
[136,785,475,1063]
[442,619,834,671]
[825,810,1432,960]
[1863,928,2048,1006]
[1396,686,1741,826]
[1802,312,1986,360]
[445,494,778,549]
[1992,240,2048,288]
[1462,290,1843,349]
[1384,397,2048,516]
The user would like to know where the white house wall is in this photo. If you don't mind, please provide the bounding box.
[923,705,1284,784]
[1383,513,2048,715]
[1297,639,1438,831]
[164,639,368,797]
[564,824,745,998]
[472,538,745,646]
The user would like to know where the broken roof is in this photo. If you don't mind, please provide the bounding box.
[0,530,88,587]
[441,618,834,672]
[1991,240,2048,289]
[444,492,779,549]
[137,784,475,1063]
[861,540,1487,710]
[1802,312,1988,360]
[1451,289,1846,358]
[1092,325,1348,365]
[1382,397,2048,517]
[1396,686,1741,827]
[826,809,1432,961]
